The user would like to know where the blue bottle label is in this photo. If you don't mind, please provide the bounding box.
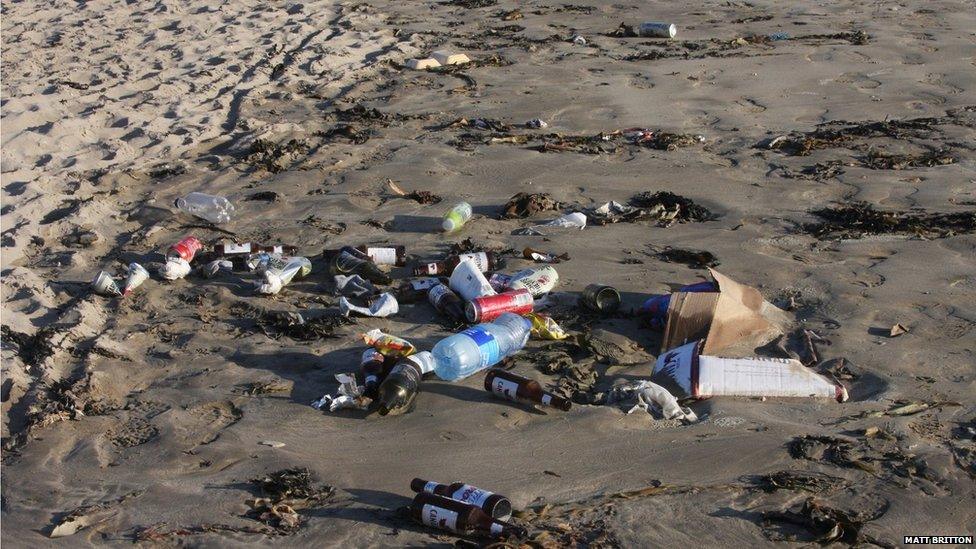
[460,327,500,367]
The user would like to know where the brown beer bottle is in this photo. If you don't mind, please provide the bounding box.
[410,478,512,519]
[393,277,445,303]
[484,369,572,411]
[355,245,406,266]
[409,492,526,539]
[428,284,466,323]
[359,348,391,399]
[376,352,435,416]
[214,241,298,256]
[412,251,497,276]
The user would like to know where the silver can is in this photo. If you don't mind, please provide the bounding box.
[582,284,621,313]
[639,22,677,39]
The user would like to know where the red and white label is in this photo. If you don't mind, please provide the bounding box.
[491,377,519,400]
[421,504,459,532]
[367,247,398,265]
[223,242,251,254]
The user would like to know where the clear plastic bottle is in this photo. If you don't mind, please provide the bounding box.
[174,192,235,224]
[442,202,472,233]
[431,313,531,381]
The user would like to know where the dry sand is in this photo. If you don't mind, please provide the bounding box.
[2,0,975,546]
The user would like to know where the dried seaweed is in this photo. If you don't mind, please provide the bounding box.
[317,124,372,144]
[765,114,954,156]
[803,202,976,239]
[629,191,717,224]
[233,305,353,341]
[2,325,58,367]
[148,163,186,179]
[862,149,955,170]
[754,471,849,493]
[246,191,280,202]
[440,0,496,7]
[762,498,890,546]
[654,247,719,268]
[252,468,323,502]
[778,161,846,181]
[245,139,309,173]
[502,192,561,218]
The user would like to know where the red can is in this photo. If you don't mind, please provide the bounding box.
[465,289,534,323]
[168,236,203,261]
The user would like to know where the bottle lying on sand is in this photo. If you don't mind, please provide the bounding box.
[442,202,473,233]
[484,369,572,411]
[376,351,435,416]
[256,256,312,295]
[213,241,298,257]
[507,265,559,296]
[393,277,444,303]
[325,245,406,266]
[359,348,391,399]
[329,247,392,285]
[410,478,512,519]
[412,251,496,276]
[409,492,526,538]
[428,284,467,323]
[174,192,235,224]
[431,313,531,381]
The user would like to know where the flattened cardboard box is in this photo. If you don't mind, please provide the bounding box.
[661,268,773,354]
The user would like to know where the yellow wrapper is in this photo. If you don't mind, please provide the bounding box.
[361,328,416,357]
[526,313,568,340]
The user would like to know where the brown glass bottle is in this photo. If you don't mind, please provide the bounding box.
[410,478,512,519]
[484,369,572,411]
[214,242,298,256]
[359,348,391,399]
[412,251,496,276]
[409,492,526,539]
[428,284,466,323]
[393,277,445,303]
[376,352,434,416]
[328,248,392,285]
[356,245,405,266]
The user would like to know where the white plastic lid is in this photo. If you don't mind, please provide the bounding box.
[410,351,436,374]
[442,218,456,232]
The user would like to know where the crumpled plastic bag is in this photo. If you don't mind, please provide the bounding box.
[256,271,284,295]
[339,292,398,318]
[311,373,371,412]
[333,274,377,299]
[526,312,568,340]
[362,328,416,357]
[200,259,233,278]
[611,381,698,424]
[158,258,191,280]
[513,212,587,235]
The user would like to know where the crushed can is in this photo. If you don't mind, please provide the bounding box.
[167,236,203,262]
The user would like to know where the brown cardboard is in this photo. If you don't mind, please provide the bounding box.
[661,269,773,354]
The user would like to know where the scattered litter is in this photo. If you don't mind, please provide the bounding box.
[312,373,372,411]
[525,119,548,129]
[339,292,399,318]
[804,202,976,239]
[571,35,587,45]
[629,191,716,225]
[508,265,559,296]
[762,497,889,545]
[888,323,909,337]
[384,179,442,204]
[653,246,719,268]
[333,274,378,299]
[362,328,416,357]
[502,192,560,219]
[158,258,191,281]
[581,284,621,313]
[406,58,441,70]
[639,22,677,38]
[526,312,568,340]
[431,51,471,65]
[259,440,286,448]
[611,381,698,423]
[523,247,569,264]
[256,256,312,295]
[91,271,122,296]
[513,212,586,235]
[122,263,150,296]
[174,192,234,224]
[655,340,848,401]
[443,201,473,233]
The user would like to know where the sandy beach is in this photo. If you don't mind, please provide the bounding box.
[2,0,975,546]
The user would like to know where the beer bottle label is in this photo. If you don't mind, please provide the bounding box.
[422,481,439,494]
[421,504,459,532]
[460,328,500,367]
[452,484,492,508]
[364,375,378,385]
[429,284,452,306]
[490,377,519,401]
[223,242,251,254]
[362,348,384,362]
[542,394,552,406]
[459,252,488,272]
[410,278,439,291]
[426,262,439,274]
[367,247,398,265]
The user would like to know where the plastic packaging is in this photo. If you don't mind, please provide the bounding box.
[507,266,559,296]
[613,381,697,423]
[449,259,497,302]
[431,312,531,381]
[174,192,235,224]
[362,329,416,357]
[442,202,473,233]
[340,292,399,317]
[525,312,568,340]
[256,256,311,295]
[311,373,371,412]
[122,263,150,296]
[158,258,192,280]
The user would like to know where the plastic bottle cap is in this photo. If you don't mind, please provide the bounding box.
[442,218,456,232]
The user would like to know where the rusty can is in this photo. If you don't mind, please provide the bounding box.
[168,236,203,262]
[582,284,621,313]
[465,289,534,323]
